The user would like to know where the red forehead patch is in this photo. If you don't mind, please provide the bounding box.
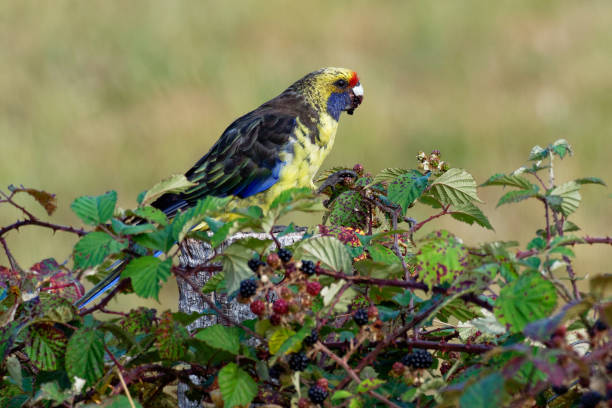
[349,71,359,87]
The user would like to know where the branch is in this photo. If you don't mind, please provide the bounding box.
[412,205,451,233]
[515,235,612,259]
[79,279,131,316]
[316,342,402,408]
[0,218,87,238]
[324,338,493,354]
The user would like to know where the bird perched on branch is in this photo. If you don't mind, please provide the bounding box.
[75,67,364,309]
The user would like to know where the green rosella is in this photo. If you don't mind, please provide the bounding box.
[75,67,363,308]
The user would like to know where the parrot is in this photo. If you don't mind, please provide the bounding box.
[75,67,364,309]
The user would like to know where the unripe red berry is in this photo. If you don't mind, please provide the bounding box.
[273,299,289,315]
[270,314,282,326]
[306,281,322,296]
[392,361,405,375]
[316,378,329,390]
[280,286,293,300]
[297,398,309,408]
[353,163,364,175]
[368,305,379,319]
[250,299,265,316]
[266,252,281,269]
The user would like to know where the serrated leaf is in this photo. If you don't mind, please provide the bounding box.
[65,328,104,387]
[220,242,256,294]
[218,363,257,408]
[201,272,225,294]
[528,145,548,161]
[73,232,127,269]
[298,236,352,274]
[387,171,430,215]
[122,257,172,300]
[356,378,385,393]
[551,138,572,158]
[140,174,197,206]
[268,327,296,355]
[574,177,606,186]
[195,325,240,355]
[480,173,534,190]
[132,206,169,226]
[549,181,581,216]
[429,168,482,206]
[450,202,493,230]
[111,218,156,235]
[133,225,175,253]
[71,191,117,226]
[415,231,468,287]
[332,390,353,401]
[329,190,369,229]
[39,381,71,404]
[494,272,557,333]
[372,168,411,184]
[275,321,314,356]
[496,188,539,207]
[459,373,504,408]
[367,244,398,264]
[321,280,357,311]
[25,324,67,371]
[156,313,189,360]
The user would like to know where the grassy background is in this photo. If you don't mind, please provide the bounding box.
[2,1,611,308]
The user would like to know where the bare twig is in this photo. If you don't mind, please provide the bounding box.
[0,218,87,238]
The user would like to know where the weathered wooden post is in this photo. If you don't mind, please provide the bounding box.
[176,230,306,407]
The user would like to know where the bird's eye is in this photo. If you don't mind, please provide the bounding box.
[334,79,348,88]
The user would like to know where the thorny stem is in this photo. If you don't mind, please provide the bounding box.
[0,218,87,238]
[79,279,131,316]
[324,338,492,354]
[1,190,37,220]
[412,205,451,233]
[391,211,411,279]
[515,235,612,259]
[316,342,402,408]
[0,236,19,270]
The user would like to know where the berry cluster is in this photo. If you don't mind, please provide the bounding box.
[353,308,369,326]
[239,279,257,298]
[402,349,434,369]
[416,149,448,174]
[308,385,328,404]
[288,352,310,371]
[300,260,316,276]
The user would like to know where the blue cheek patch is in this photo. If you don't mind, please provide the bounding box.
[326,92,350,121]
[234,159,285,198]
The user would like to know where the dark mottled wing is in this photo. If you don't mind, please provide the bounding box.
[151,92,316,216]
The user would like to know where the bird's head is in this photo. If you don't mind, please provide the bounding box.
[290,67,364,121]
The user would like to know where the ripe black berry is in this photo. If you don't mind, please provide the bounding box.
[353,308,369,326]
[402,349,434,369]
[579,391,603,408]
[300,260,316,276]
[277,248,293,263]
[303,330,318,347]
[248,258,265,272]
[239,279,257,298]
[288,352,310,371]
[268,364,284,379]
[308,385,328,404]
[552,385,568,395]
[593,319,609,332]
[606,361,612,374]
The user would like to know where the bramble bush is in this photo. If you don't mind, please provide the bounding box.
[0,139,610,407]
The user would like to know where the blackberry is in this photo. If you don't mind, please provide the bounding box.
[248,258,265,272]
[308,385,328,404]
[303,330,318,347]
[288,352,310,371]
[552,385,568,395]
[277,248,293,263]
[594,319,609,332]
[273,299,289,315]
[402,349,434,369]
[579,391,603,408]
[606,361,612,374]
[300,260,316,276]
[353,308,369,326]
[268,364,284,379]
[250,299,265,316]
[239,279,257,298]
[306,281,322,296]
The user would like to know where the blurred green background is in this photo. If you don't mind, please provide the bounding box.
[2,1,610,308]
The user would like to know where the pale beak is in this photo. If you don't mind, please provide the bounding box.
[347,82,364,115]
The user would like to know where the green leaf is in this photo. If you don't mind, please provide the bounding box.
[387,171,430,215]
[494,272,557,333]
[65,328,104,387]
[140,174,197,206]
[321,280,357,311]
[332,390,353,401]
[496,188,539,207]
[273,321,314,356]
[367,244,398,264]
[415,230,468,287]
[269,187,312,210]
[201,272,225,294]
[372,167,411,184]
[450,202,493,230]
[122,257,172,300]
[71,191,117,226]
[218,363,258,408]
[528,145,548,161]
[429,168,482,206]
[329,190,369,229]
[25,324,67,371]
[133,225,176,253]
[298,236,353,274]
[574,177,606,186]
[111,218,156,235]
[268,327,296,355]
[106,396,144,408]
[480,173,534,190]
[38,381,71,404]
[459,373,504,408]
[194,325,240,355]
[132,206,169,226]
[220,241,256,294]
[74,232,127,268]
[356,378,385,393]
[551,138,572,158]
[549,181,581,216]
